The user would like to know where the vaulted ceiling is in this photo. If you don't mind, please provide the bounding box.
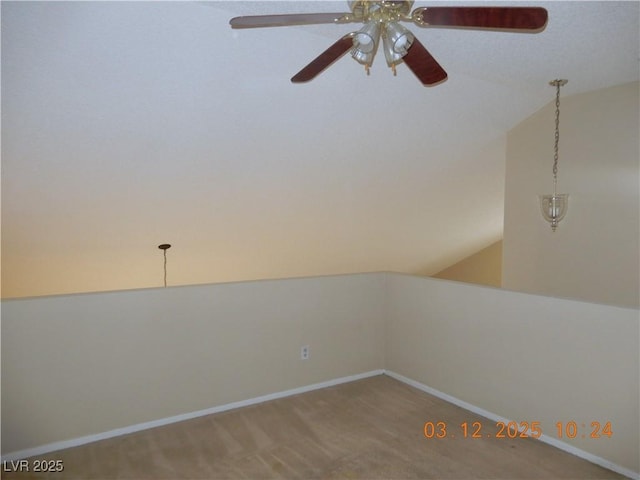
[2,1,638,298]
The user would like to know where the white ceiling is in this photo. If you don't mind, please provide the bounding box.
[2,1,639,297]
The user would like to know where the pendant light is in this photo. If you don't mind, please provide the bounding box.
[539,79,569,232]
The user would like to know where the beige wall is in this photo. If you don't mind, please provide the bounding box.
[3,272,638,475]
[503,81,639,308]
[385,274,639,475]
[1,274,386,454]
[432,240,502,287]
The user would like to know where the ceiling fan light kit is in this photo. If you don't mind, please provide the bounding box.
[229,1,548,86]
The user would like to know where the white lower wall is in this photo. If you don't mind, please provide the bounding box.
[1,274,387,455]
[3,272,638,476]
[385,273,640,475]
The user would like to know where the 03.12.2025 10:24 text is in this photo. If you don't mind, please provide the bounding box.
[423,421,613,440]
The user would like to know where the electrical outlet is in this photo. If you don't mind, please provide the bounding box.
[301,345,310,360]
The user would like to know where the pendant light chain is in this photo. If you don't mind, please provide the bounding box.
[550,79,567,195]
[158,244,171,288]
[163,248,168,287]
[553,81,561,194]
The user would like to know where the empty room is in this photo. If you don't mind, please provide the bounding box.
[1,1,638,479]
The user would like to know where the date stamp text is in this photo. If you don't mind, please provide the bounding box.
[423,421,613,440]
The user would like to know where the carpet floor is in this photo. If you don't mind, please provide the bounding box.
[1,374,627,479]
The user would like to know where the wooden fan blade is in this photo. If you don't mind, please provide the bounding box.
[414,7,548,31]
[230,13,350,29]
[291,34,354,83]
[402,38,447,86]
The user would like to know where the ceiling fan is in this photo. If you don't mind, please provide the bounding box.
[229,1,548,86]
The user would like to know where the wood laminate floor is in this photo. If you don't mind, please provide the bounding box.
[2,375,627,479]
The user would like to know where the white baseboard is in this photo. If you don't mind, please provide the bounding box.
[2,369,384,462]
[384,370,640,480]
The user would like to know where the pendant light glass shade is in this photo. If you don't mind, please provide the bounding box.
[539,194,568,232]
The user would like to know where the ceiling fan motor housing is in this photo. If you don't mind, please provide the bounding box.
[348,1,414,21]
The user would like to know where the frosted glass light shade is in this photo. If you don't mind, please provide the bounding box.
[382,34,403,66]
[385,22,414,55]
[352,22,380,55]
[539,194,568,232]
[352,48,375,66]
